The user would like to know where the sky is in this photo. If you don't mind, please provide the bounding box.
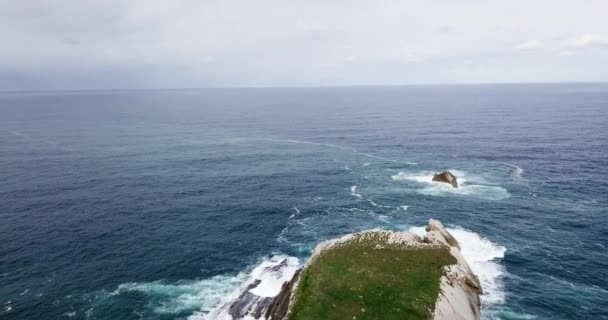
[1,0,608,90]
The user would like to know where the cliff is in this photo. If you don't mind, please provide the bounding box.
[270,219,481,320]
[216,219,482,320]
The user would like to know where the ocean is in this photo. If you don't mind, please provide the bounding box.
[1,84,607,319]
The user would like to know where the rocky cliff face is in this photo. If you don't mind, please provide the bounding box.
[216,219,482,320]
[427,219,482,320]
[270,219,481,320]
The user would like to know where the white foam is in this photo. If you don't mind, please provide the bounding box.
[449,227,506,307]
[392,170,510,200]
[248,256,299,297]
[502,163,524,180]
[400,205,409,211]
[277,227,289,243]
[112,255,299,319]
[392,170,469,184]
[350,185,363,198]
[289,206,300,218]
[408,226,426,237]
[363,162,371,167]
[112,272,248,315]
[377,214,391,223]
[409,225,507,311]
[195,255,300,319]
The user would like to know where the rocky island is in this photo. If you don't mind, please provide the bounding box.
[432,171,459,188]
[215,219,482,320]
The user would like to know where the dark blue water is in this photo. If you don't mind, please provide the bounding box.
[1,84,607,320]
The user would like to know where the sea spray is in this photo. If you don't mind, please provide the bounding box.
[392,170,510,200]
[410,226,507,312]
[193,256,299,319]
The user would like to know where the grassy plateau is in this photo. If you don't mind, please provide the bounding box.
[288,233,456,320]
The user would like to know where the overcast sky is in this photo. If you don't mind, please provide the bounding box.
[1,0,608,90]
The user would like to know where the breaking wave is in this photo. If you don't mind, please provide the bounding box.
[392,170,510,200]
[107,226,505,320]
[191,255,299,320]
[502,163,526,183]
[350,185,362,198]
[410,225,507,315]
[110,272,248,315]
[196,226,506,320]
[107,256,299,319]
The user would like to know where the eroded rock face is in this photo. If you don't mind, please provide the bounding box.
[426,219,482,320]
[265,270,301,320]
[274,220,481,320]
[217,220,481,320]
[433,171,458,188]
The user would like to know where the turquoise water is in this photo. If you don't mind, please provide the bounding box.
[1,84,607,319]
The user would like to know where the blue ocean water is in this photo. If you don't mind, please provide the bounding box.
[1,84,607,320]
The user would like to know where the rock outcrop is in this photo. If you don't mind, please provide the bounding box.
[432,171,458,188]
[266,219,482,320]
[426,219,482,320]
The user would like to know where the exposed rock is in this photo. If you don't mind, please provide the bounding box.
[217,219,481,320]
[427,218,461,249]
[425,220,482,320]
[271,220,481,320]
[207,256,299,319]
[265,270,301,320]
[227,280,273,318]
[433,171,458,188]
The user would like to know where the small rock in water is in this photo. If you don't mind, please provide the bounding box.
[432,171,458,188]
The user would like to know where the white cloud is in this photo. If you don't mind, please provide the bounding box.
[515,40,542,50]
[557,50,581,57]
[1,1,608,89]
[567,34,595,48]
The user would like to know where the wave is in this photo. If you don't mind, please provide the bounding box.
[192,255,299,319]
[409,225,507,314]
[502,163,524,180]
[111,272,248,315]
[108,225,505,320]
[448,227,507,308]
[289,207,300,219]
[109,256,299,319]
[350,185,362,198]
[204,227,505,319]
[392,170,510,200]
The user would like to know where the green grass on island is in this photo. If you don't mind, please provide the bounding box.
[288,233,456,320]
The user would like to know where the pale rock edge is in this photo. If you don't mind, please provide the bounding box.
[220,219,482,320]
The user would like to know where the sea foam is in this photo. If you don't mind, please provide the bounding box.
[191,255,299,319]
[113,226,504,320]
[392,170,510,200]
[350,185,362,198]
[110,255,298,318]
[410,226,507,312]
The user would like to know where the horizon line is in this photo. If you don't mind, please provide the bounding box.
[1,80,607,94]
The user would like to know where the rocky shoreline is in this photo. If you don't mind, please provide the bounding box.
[213,219,482,320]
